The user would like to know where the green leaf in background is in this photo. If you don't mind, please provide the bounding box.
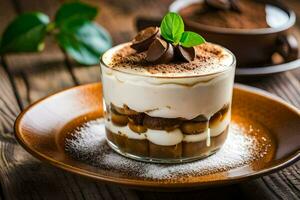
[180,31,205,48]
[56,18,112,65]
[0,12,49,53]
[55,2,97,27]
[160,12,184,44]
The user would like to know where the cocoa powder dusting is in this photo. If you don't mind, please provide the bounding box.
[182,0,269,29]
[109,43,230,75]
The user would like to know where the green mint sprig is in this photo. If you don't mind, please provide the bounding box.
[160,12,205,48]
[0,2,112,65]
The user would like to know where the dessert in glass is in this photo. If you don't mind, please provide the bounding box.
[100,13,235,163]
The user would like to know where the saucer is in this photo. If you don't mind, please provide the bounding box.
[14,83,300,190]
[235,57,300,76]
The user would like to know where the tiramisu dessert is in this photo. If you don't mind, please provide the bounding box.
[100,12,235,163]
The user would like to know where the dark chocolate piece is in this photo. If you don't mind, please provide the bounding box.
[146,37,174,64]
[131,26,159,52]
[177,46,196,62]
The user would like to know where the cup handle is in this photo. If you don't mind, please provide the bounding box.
[276,34,299,62]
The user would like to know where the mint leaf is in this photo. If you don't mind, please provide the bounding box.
[55,2,97,27]
[180,31,205,48]
[0,12,49,53]
[56,18,112,65]
[160,12,184,44]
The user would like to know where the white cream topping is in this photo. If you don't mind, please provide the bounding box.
[102,43,234,77]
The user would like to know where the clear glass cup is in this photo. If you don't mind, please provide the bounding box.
[100,43,236,163]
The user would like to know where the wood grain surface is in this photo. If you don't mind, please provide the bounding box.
[0,0,300,199]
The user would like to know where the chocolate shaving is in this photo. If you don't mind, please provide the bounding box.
[131,26,159,52]
[177,46,196,62]
[146,38,174,64]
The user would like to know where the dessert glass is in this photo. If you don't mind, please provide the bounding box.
[100,43,236,163]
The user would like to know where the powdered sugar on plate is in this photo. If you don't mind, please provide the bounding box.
[65,118,273,180]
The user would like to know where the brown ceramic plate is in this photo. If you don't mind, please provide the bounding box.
[14,83,300,190]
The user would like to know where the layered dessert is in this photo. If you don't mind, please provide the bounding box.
[100,13,235,163]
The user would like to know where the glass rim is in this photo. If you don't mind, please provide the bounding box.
[100,42,236,79]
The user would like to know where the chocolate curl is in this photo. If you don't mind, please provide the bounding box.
[131,26,159,52]
[146,38,174,64]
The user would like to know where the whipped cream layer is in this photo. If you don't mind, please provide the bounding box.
[105,113,230,146]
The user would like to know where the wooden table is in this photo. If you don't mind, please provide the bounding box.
[0,0,300,199]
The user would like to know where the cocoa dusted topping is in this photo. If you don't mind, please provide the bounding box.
[131,26,159,52]
[109,42,230,75]
[183,0,268,29]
